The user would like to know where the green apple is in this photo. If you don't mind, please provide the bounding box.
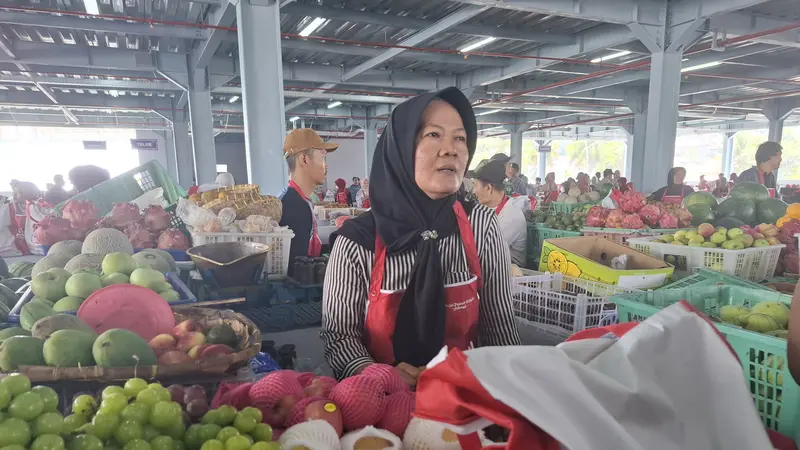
[671,240,686,246]
[65,273,103,298]
[737,234,754,248]
[661,234,675,243]
[715,226,727,235]
[129,268,166,290]
[673,230,687,241]
[753,239,770,247]
[722,239,745,250]
[701,242,718,248]
[31,272,70,302]
[102,253,138,276]
[684,230,699,240]
[101,273,130,287]
[710,232,727,245]
[727,228,744,240]
[688,236,705,245]
[688,241,704,247]
[158,290,180,303]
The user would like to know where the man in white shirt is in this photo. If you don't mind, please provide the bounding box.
[470,159,527,266]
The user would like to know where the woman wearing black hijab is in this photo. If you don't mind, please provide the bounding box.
[322,87,520,383]
[649,166,694,205]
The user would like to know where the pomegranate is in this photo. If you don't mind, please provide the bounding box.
[638,204,663,226]
[143,205,172,232]
[584,206,609,228]
[110,202,141,228]
[621,214,645,230]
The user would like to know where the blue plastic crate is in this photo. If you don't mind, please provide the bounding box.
[8,272,196,323]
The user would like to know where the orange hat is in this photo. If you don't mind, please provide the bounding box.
[283,128,339,159]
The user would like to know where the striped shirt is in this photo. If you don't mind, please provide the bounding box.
[321,204,521,379]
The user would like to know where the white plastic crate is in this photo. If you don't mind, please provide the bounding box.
[511,272,639,339]
[191,230,295,279]
[627,236,784,281]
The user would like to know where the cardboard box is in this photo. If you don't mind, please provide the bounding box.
[538,236,674,289]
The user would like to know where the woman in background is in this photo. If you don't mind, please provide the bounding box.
[617,177,632,194]
[542,172,559,203]
[355,179,371,208]
[649,167,694,205]
[333,178,350,205]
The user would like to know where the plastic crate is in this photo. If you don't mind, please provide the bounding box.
[190,230,295,279]
[580,227,681,246]
[612,285,797,439]
[550,201,595,214]
[527,225,582,268]
[54,161,186,218]
[8,272,195,323]
[511,272,640,339]
[627,236,784,281]
[658,268,773,291]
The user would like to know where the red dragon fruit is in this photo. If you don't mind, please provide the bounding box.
[143,205,172,232]
[124,223,155,249]
[604,209,626,228]
[61,199,98,231]
[675,208,693,227]
[110,202,141,228]
[157,228,190,250]
[621,214,645,229]
[585,206,609,228]
[618,190,647,213]
[638,204,663,226]
[34,216,76,246]
[658,213,679,229]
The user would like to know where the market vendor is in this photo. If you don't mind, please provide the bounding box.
[469,159,527,266]
[649,167,694,205]
[279,128,339,271]
[736,141,782,198]
[322,87,521,383]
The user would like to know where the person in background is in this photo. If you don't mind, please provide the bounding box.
[280,128,339,273]
[505,162,527,195]
[533,177,543,194]
[470,160,527,266]
[333,178,350,205]
[736,141,782,198]
[600,169,614,185]
[650,167,694,205]
[729,172,738,188]
[576,172,591,193]
[68,165,110,193]
[348,177,361,205]
[697,175,711,192]
[43,175,70,205]
[355,178,370,209]
[617,177,632,194]
[594,171,602,183]
[712,176,729,198]
[613,170,621,183]
[543,172,560,202]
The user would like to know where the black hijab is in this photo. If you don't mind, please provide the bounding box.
[666,167,689,196]
[334,87,477,366]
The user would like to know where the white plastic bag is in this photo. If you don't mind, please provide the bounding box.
[0,203,25,257]
[130,187,167,209]
[175,198,218,232]
[24,201,54,255]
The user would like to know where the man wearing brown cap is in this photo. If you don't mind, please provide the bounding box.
[279,129,338,270]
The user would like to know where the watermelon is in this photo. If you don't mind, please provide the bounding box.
[0,278,28,294]
[729,181,770,201]
[681,191,718,211]
[687,204,715,226]
[715,217,747,229]
[757,198,788,225]
[0,285,17,310]
[0,258,7,279]
[7,262,35,279]
[716,197,757,225]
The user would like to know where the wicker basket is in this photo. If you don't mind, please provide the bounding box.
[5,307,261,382]
[235,196,282,221]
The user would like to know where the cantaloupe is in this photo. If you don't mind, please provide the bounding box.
[64,254,105,274]
[31,254,72,278]
[47,240,83,259]
[82,228,134,256]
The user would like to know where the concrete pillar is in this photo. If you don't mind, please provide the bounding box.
[187,80,217,185]
[509,132,523,165]
[236,0,286,195]
[722,132,735,177]
[628,113,648,190]
[172,118,195,188]
[535,140,549,181]
[624,131,634,179]
[768,118,785,143]
[364,128,378,178]
[162,130,178,182]
[641,50,683,193]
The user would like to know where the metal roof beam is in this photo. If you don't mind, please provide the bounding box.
[447,0,664,24]
[280,61,456,91]
[681,67,800,97]
[1,74,181,91]
[279,3,573,45]
[0,11,204,40]
[215,86,406,104]
[343,6,488,81]
[0,90,174,110]
[193,0,236,69]
[710,13,800,49]
[0,41,187,71]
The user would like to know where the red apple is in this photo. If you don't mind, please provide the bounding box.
[188,344,210,360]
[150,334,177,350]
[199,344,234,359]
[172,319,202,338]
[304,400,343,437]
[158,350,193,365]
[177,332,206,352]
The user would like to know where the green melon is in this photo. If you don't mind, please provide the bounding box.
[682,191,719,211]
[730,181,770,202]
[0,328,30,343]
[43,330,96,367]
[20,301,55,331]
[92,329,157,368]
[0,336,45,371]
[716,197,757,225]
[757,198,788,225]
[687,204,716,226]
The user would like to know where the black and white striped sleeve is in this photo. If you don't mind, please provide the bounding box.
[471,205,522,347]
[321,236,375,379]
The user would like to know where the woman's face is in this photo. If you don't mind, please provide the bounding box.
[414,100,469,200]
[673,169,686,185]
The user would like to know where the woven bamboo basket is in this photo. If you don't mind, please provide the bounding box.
[4,307,261,383]
[201,198,236,214]
[235,196,282,221]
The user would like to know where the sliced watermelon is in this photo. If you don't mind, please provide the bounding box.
[730,181,770,202]
[756,198,788,225]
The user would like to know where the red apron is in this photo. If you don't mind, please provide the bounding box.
[335,190,349,205]
[362,197,371,209]
[495,196,509,216]
[364,202,482,365]
[757,170,777,198]
[288,181,322,257]
[660,186,686,205]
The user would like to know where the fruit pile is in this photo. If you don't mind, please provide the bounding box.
[525,204,592,231]
[653,223,781,250]
[718,301,789,338]
[0,373,282,450]
[24,252,182,328]
[773,207,800,275]
[582,200,691,230]
[682,182,789,228]
[555,187,601,204]
[148,320,237,366]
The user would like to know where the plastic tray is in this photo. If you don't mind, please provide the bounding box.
[627,236,784,281]
[511,272,640,339]
[658,268,773,291]
[550,201,595,214]
[612,285,796,440]
[190,230,294,279]
[8,272,195,323]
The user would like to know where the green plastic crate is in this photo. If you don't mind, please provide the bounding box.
[613,286,797,440]
[658,268,772,291]
[54,161,186,217]
[526,224,581,269]
[550,201,595,214]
